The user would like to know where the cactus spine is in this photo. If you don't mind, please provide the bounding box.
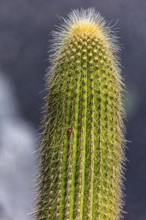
[36,8,126,220]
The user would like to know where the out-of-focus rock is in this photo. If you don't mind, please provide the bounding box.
[0,73,37,220]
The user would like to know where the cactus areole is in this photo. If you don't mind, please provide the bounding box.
[36,8,126,220]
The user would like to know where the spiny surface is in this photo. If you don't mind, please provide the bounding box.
[35,8,126,220]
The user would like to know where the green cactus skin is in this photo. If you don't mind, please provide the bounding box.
[35,8,126,220]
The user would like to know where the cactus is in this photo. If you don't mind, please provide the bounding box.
[35,8,126,220]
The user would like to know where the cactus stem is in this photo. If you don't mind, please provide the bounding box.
[35,8,126,220]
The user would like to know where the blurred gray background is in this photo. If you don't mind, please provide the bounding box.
[0,0,146,219]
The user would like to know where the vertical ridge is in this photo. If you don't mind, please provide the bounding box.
[92,39,103,219]
[69,70,81,219]
[39,73,63,219]
[59,61,73,219]
[80,36,88,220]
[88,67,95,220]
[64,58,82,219]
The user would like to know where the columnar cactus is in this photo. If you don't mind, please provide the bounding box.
[35,8,126,220]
